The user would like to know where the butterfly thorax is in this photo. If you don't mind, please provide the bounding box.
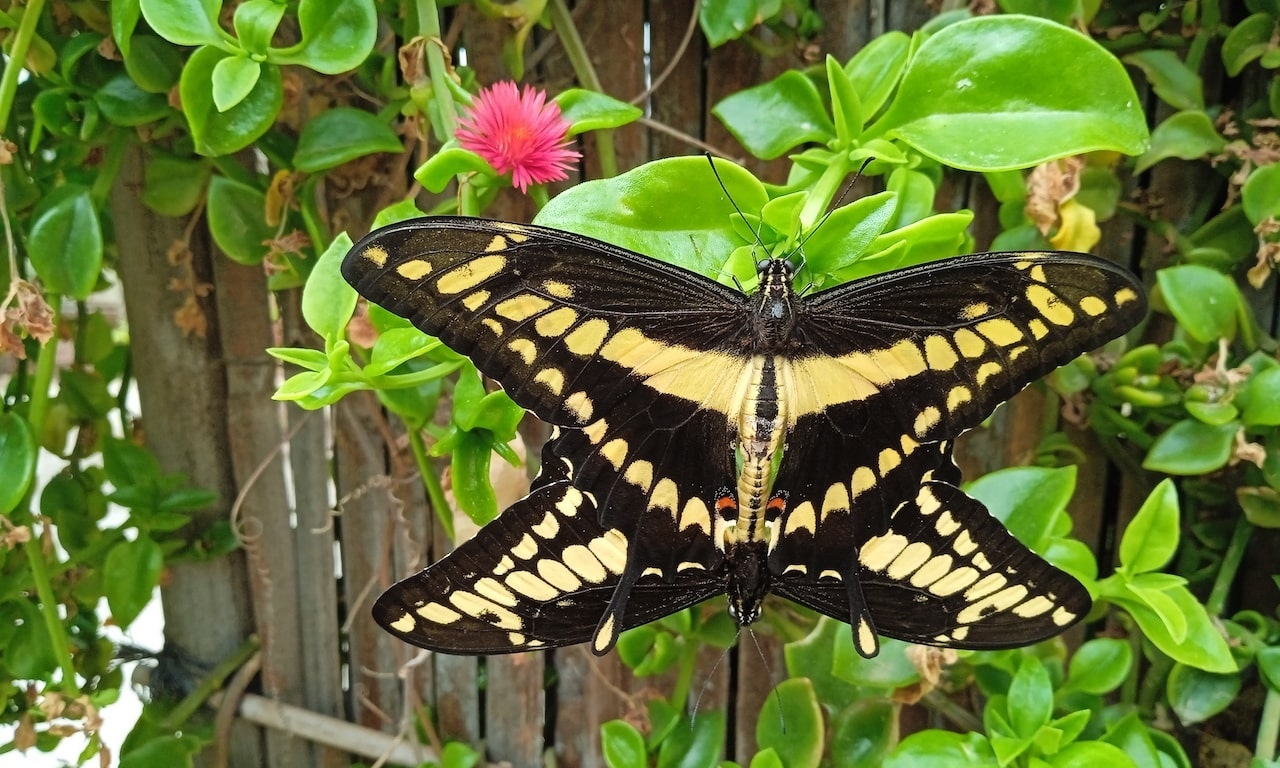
[749,259,798,353]
[726,539,770,626]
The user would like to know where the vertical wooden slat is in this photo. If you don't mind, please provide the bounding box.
[335,393,403,728]
[647,0,707,158]
[553,647,630,768]
[485,653,546,768]
[278,293,349,768]
[210,255,312,768]
[732,634,784,760]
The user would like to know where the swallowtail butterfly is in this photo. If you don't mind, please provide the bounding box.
[342,215,1145,657]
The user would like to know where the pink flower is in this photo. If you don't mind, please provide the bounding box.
[456,82,581,193]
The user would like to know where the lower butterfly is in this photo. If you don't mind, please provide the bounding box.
[344,215,1146,657]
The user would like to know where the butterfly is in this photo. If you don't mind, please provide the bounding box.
[342,215,1145,657]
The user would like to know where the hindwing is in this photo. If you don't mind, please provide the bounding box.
[374,473,726,654]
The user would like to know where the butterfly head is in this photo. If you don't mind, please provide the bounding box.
[726,540,770,627]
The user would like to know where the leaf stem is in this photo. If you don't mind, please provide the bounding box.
[1207,516,1251,617]
[409,427,453,541]
[0,0,47,132]
[1258,685,1280,761]
[546,0,617,177]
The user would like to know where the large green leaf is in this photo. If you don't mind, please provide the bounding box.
[873,15,1147,170]
[180,46,283,156]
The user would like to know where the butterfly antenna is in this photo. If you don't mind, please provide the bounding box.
[790,155,876,280]
[690,631,737,726]
[704,152,769,257]
[794,155,876,254]
[748,628,786,736]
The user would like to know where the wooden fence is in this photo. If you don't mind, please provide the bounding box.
[108,1,1266,766]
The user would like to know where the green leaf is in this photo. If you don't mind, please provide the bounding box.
[830,699,895,768]
[757,679,823,768]
[967,465,1075,553]
[800,191,898,279]
[827,55,863,142]
[103,438,162,490]
[1096,710,1160,768]
[844,31,910,120]
[302,234,358,341]
[272,0,377,74]
[699,0,760,46]
[211,55,262,113]
[833,636,920,689]
[1135,110,1227,173]
[123,34,185,93]
[1007,656,1053,737]
[0,413,36,514]
[1222,13,1278,76]
[104,536,164,627]
[656,710,724,768]
[1166,664,1240,724]
[94,74,171,126]
[557,88,643,133]
[7,600,57,678]
[749,750,784,768]
[450,432,498,524]
[416,146,499,193]
[206,176,273,265]
[1156,264,1240,343]
[1061,638,1132,695]
[140,0,225,46]
[538,157,768,280]
[1118,479,1179,575]
[28,185,104,300]
[873,15,1147,170]
[1242,161,1280,226]
[784,616,863,707]
[113,0,143,57]
[1142,419,1238,475]
[119,734,202,768]
[1124,49,1203,110]
[713,71,836,160]
[142,154,212,217]
[1257,647,1280,692]
[180,46,284,156]
[885,730,998,767]
[233,0,286,54]
[601,720,647,768]
[1046,741,1139,768]
[1244,368,1280,426]
[293,108,403,172]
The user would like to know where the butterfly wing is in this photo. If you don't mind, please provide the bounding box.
[789,251,1146,446]
[766,252,1139,654]
[773,459,1090,650]
[373,476,727,655]
[343,217,753,431]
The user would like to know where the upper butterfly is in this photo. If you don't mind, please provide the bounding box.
[342,215,1146,658]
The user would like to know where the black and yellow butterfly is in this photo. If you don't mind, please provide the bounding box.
[342,216,1145,657]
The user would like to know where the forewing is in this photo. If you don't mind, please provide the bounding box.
[342,216,752,430]
[789,252,1146,446]
[373,480,724,654]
